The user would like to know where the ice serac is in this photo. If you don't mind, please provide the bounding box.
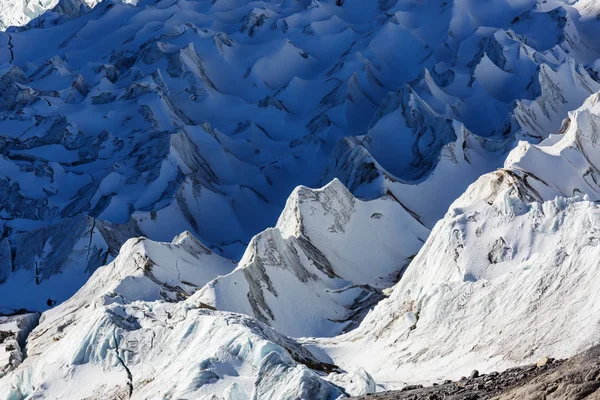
[0,313,40,378]
[196,179,429,337]
[514,59,600,140]
[363,86,457,182]
[0,236,346,400]
[322,92,600,387]
[324,121,511,228]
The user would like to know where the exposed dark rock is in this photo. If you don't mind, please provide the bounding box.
[353,346,600,399]
[351,353,568,399]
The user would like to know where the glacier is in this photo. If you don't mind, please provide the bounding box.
[1,0,600,398]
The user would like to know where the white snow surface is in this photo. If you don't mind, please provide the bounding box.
[0,237,350,399]
[317,93,600,389]
[1,0,600,398]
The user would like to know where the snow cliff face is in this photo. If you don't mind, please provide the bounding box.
[0,313,39,379]
[1,0,600,398]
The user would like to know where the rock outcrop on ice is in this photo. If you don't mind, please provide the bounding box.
[352,357,568,399]
[1,0,600,398]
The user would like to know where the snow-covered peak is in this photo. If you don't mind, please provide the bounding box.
[196,179,428,337]
[0,0,596,287]
[275,179,355,239]
[39,232,233,323]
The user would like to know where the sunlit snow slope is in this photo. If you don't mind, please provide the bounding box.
[1,0,600,398]
[320,93,600,389]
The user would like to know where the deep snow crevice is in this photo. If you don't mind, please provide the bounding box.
[113,331,133,398]
[7,33,13,63]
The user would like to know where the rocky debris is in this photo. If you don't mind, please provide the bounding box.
[496,346,600,400]
[351,357,566,399]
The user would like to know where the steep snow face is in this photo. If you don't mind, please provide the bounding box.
[196,179,429,337]
[319,93,600,387]
[0,237,350,400]
[0,0,599,312]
